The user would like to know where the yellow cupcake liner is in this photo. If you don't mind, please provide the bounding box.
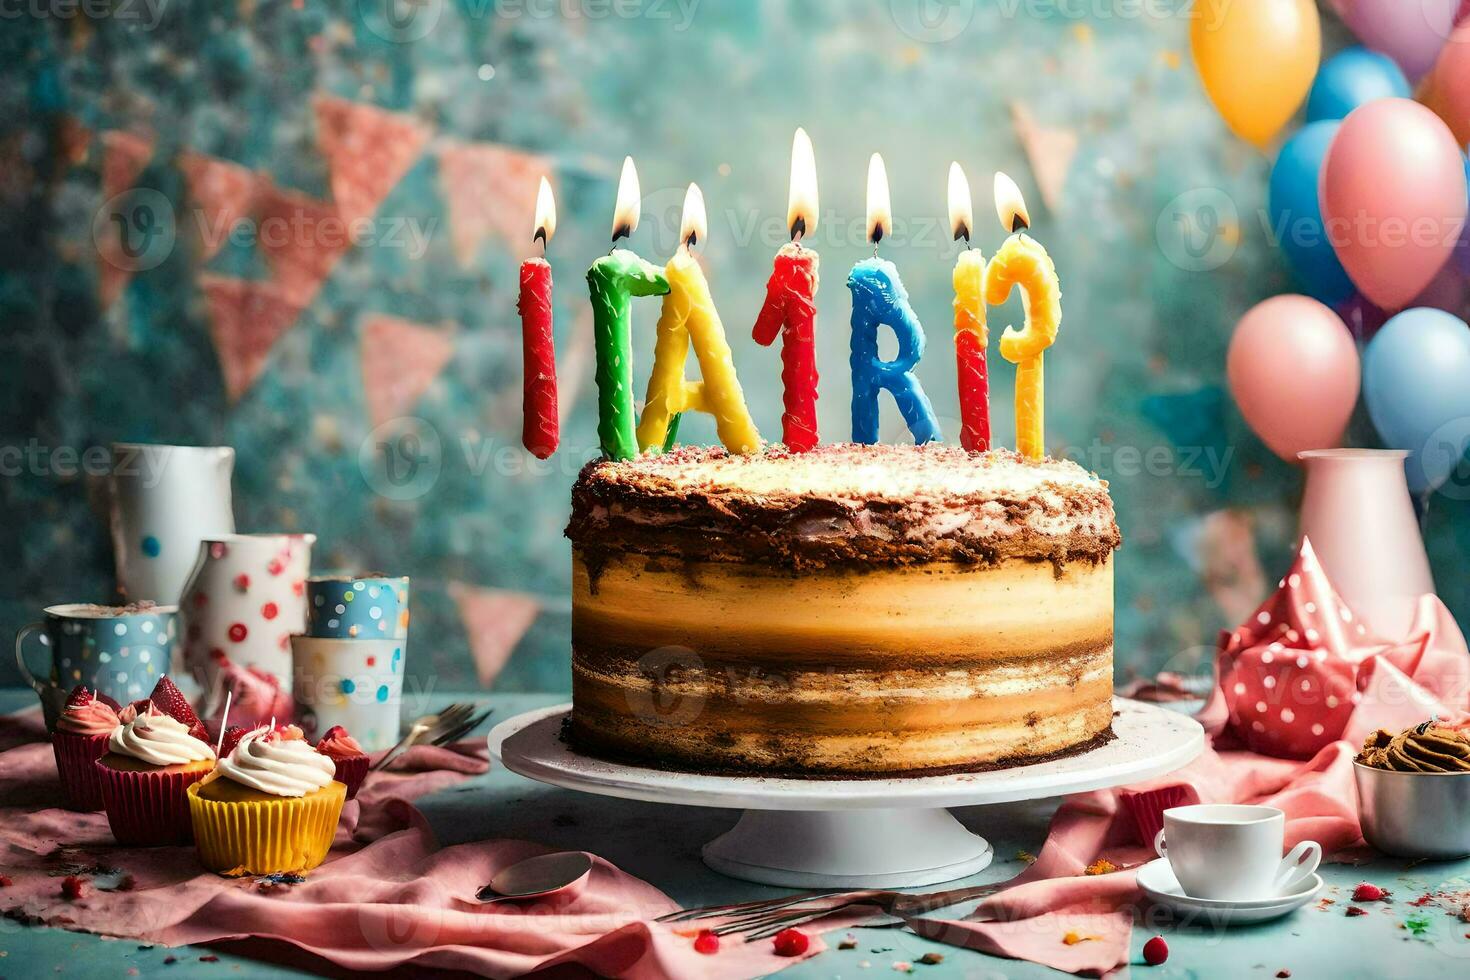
[187,780,346,877]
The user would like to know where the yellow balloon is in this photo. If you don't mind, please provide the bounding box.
[1191,0,1321,148]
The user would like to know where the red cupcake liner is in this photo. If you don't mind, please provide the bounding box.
[1119,785,1198,847]
[52,732,111,811]
[96,761,212,846]
[331,754,369,800]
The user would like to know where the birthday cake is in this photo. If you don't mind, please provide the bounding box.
[565,443,1121,776]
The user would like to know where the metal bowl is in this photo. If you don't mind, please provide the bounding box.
[1353,761,1470,859]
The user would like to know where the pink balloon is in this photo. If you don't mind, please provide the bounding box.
[1332,0,1458,80]
[1227,295,1360,462]
[1319,99,1468,312]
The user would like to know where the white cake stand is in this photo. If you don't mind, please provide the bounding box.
[489,698,1204,888]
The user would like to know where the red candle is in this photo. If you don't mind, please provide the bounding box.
[752,128,821,453]
[519,177,558,459]
[955,325,990,452]
[950,163,990,452]
[753,243,819,452]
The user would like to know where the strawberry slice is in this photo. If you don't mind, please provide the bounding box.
[321,725,351,742]
[219,726,251,757]
[146,677,205,738]
[65,685,94,709]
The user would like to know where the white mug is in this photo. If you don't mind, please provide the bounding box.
[1154,804,1321,901]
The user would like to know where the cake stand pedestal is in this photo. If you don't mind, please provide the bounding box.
[489,698,1204,888]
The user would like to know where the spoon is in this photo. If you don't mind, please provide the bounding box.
[476,851,594,905]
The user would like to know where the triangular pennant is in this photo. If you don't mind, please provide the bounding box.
[359,313,456,429]
[254,180,349,308]
[96,130,156,309]
[436,140,551,266]
[1010,102,1078,215]
[448,582,540,686]
[199,274,305,403]
[178,152,257,262]
[314,96,432,227]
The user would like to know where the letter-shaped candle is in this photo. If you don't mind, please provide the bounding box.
[752,128,821,452]
[586,157,669,460]
[518,176,559,458]
[637,185,761,454]
[984,172,1059,460]
[949,162,990,452]
[847,153,941,445]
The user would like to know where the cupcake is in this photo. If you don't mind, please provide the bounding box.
[315,726,369,800]
[188,725,345,876]
[52,686,121,810]
[96,704,216,846]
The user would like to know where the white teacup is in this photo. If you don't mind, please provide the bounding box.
[1154,804,1321,901]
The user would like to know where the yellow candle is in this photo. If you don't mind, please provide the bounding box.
[985,173,1060,460]
[637,184,761,455]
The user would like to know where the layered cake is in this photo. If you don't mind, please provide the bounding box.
[565,443,1121,775]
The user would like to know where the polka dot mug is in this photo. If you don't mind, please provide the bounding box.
[15,603,178,731]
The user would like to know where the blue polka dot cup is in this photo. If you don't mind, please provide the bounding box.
[15,603,178,731]
[290,635,405,751]
[305,575,410,640]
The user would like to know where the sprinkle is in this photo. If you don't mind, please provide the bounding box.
[1084,859,1118,876]
[893,963,913,973]
[1346,906,1368,917]
[839,936,859,950]
[1062,932,1099,945]
[918,953,945,965]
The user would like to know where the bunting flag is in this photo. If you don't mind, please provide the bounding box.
[199,274,305,403]
[96,129,156,308]
[436,140,551,267]
[1010,102,1079,214]
[254,180,350,308]
[448,582,541,686]
[359,313,456,429]
[314,96,432,229]
[178,152,257,262]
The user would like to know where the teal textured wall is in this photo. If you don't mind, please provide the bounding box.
[4,1,1445,694]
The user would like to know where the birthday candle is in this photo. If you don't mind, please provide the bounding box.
[847,153,941,445]
[518,176,559,459]
[985,172,1060,460]
[586,157,669,460]
[637,184,761,454]
[949,163,990,453]
[752,128,821,452]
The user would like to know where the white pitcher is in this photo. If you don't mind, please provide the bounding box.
[110,443,235,604]
[178,533,315,698]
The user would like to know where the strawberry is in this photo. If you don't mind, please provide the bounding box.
[1142,935,1168,965]
[693,930,719,955]
[219,726,251,757]
[146,677,207,741]
[61,875,84,900]
[1351,882,1390,902]
[65,685,94,709]
[772,928,809,957]
[271,724,305,741]
[322,725,350,741]
[95,691,122,711]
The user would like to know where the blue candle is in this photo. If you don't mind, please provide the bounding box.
[847,257,941,445]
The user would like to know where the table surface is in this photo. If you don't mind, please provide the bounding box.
[3,690,1470,980]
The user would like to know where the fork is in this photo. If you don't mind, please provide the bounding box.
[371,702,476,771]
[660,882,1002,940]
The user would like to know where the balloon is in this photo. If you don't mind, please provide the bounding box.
[1331,0,1459,81]
[1336,293,1390,343]
[1319,99,1468,311]
[1363,308,1470,493]
[1269,122,1355,305]
[1419,22,1470,147]
[1191,0,1320,148]
[1305,46,1410,122]
[1227,295,1360,463]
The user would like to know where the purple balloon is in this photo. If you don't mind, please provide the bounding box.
[1333,0,1459,80]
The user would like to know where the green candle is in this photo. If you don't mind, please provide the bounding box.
[587,248,668,460]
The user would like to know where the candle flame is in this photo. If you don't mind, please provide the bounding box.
[866,152,891,246]
[680,183,707,251]
[948,162,973,243]
[611,156,641,242]
[994,171,1030,233]
[532,176,556,246]
[787,127,818,241]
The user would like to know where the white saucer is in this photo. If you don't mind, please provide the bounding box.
[1136,858,1323,924]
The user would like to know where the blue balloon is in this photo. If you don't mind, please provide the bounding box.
[1268,122,1356,306]
[1305,46,1411,123]
[1363,308,1470,494]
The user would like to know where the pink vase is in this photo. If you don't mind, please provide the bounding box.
[1297,449,1434,638]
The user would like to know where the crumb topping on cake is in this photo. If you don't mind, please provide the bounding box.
[567,443,1120,569]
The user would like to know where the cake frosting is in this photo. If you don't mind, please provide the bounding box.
[315,726,366,760]
[108,713,216,767]
[566,443,1120,776]
[57,691,120,738]
[213,728,337,797]
[1358,721,1470,773]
